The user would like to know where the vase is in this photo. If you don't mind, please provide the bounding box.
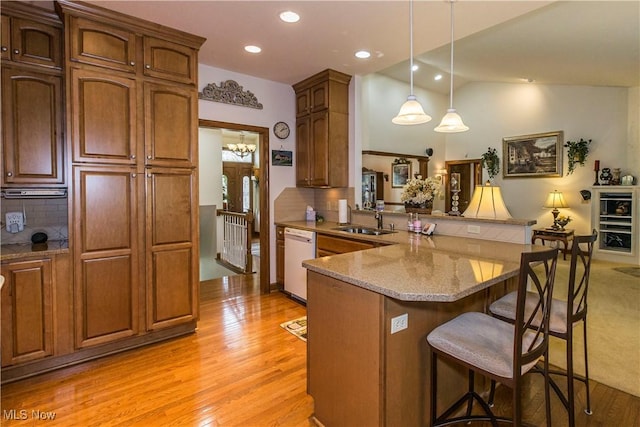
[404,201,433,214]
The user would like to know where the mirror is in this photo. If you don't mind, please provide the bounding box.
[362,150,429,210]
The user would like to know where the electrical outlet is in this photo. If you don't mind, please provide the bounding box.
[390,313,408,334]
[467,225,480,234]
[5,211,24,233]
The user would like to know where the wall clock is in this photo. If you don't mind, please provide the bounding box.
[273,121,290,139]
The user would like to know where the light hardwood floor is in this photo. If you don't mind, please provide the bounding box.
[1,271,639,426]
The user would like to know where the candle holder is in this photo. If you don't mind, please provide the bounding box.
[593,160,600,185]
[449,172,461,216]
[593,168,600,185]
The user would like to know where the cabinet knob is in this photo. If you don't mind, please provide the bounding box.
[145,64,151,69]
[13,49,19,54]
[130,61,135,66]
[1,46,7,52]
[147,155,152,160]
[6,172,13,177]
[131,173,137,178]
[147,173,152,178]
[130,154,136,159]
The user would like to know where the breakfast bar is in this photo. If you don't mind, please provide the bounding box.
[302,234,546,427]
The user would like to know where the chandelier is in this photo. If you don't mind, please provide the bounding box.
[227,134,256,158]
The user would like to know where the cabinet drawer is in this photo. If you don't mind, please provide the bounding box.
[317,234,375,254]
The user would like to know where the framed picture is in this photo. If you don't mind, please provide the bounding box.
[391,162,411,187]
[271,150,292,166]
[502,131,563,178]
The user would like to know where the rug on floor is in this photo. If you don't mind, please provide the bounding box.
[280,316,307,342]
[613,266,640,277]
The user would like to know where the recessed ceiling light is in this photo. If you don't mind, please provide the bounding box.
[412,64,419,71]
[244,45,262,54]
[434,74,443,81]
[280,11,300,23]
[355,50,371,59]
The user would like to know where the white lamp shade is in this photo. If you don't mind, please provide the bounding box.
[392,95,432,125]
[434,109,469,133]
[462,184,513,219]
[543,190,568,208]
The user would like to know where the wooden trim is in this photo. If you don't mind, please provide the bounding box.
[198,119,271,295]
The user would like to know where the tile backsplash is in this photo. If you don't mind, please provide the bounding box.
[1,198,68,244]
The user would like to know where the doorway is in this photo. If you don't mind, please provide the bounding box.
[445,159,482,214]
[199,119,270,295]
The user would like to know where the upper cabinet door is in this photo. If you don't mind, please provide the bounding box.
[11,17,62,69]
[70,68,137,165]
[144,82,197,168]
[1,68,64,186]
[143,37,197,85]
[69,16,136,73]
[1,15,10,62]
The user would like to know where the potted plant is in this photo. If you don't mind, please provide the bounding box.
[401,175,442,213]
[564,138,591,174]
[481,147,500,180]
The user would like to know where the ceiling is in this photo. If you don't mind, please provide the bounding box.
[39,1,639,94]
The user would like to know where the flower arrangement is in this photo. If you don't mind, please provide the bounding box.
[555,215,572,230]
[401,175,442,205]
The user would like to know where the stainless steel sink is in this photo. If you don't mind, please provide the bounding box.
[333,226,395,236]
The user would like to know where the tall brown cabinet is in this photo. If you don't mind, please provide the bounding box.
[56,0,204,348]
[1,3,64,187]
[293,69,351,188]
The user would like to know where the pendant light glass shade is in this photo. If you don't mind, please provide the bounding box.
[434,108,469,132]
[393,0,431,125]
[393,95,432,125]
[435,1,468,133]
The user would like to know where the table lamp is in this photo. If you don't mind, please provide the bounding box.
[543,190,568,229]
[462,181,513,219]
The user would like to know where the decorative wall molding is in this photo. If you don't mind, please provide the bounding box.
[199,80,263,109]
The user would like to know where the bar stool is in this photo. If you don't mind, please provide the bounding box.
[427,248,558,426]
[489,231,597,426]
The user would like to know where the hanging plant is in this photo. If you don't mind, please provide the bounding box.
[564,138,591,174]
[481,147,500,180]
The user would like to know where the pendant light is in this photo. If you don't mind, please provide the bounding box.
[434,0,469,133]
[392,0,432,125]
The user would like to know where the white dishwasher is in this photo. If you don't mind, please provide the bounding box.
[284,227,316,301]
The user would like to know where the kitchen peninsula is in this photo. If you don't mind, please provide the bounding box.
[300,228,546,427]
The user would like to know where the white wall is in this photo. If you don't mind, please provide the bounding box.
[198,64,296,283]
[362,77,638,238]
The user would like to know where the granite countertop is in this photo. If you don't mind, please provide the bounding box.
[278,220,547,302]
[1,240,69,261]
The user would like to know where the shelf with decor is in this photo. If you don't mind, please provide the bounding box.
[591,187,638,264]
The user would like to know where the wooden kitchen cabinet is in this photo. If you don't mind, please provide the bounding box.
[67,15,137,74]
[1,67,64,186]
[72,165,140,348]
[293,69,351,188]
[67,15,198,86]
[1,6,62,69]
[316,233,377,257]
[59,0,204,346]
[1,259,53,367]
[143,36,198,85]
[145,168,198,330]
[144,82,198,168]
[1,3,64,187]
[276,226,285,286]
[69,68,137,165]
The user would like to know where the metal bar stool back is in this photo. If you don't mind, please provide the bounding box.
[489,230,598,426]
[427,247,559,426]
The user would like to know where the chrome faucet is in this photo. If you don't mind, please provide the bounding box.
[375,211,383,229]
